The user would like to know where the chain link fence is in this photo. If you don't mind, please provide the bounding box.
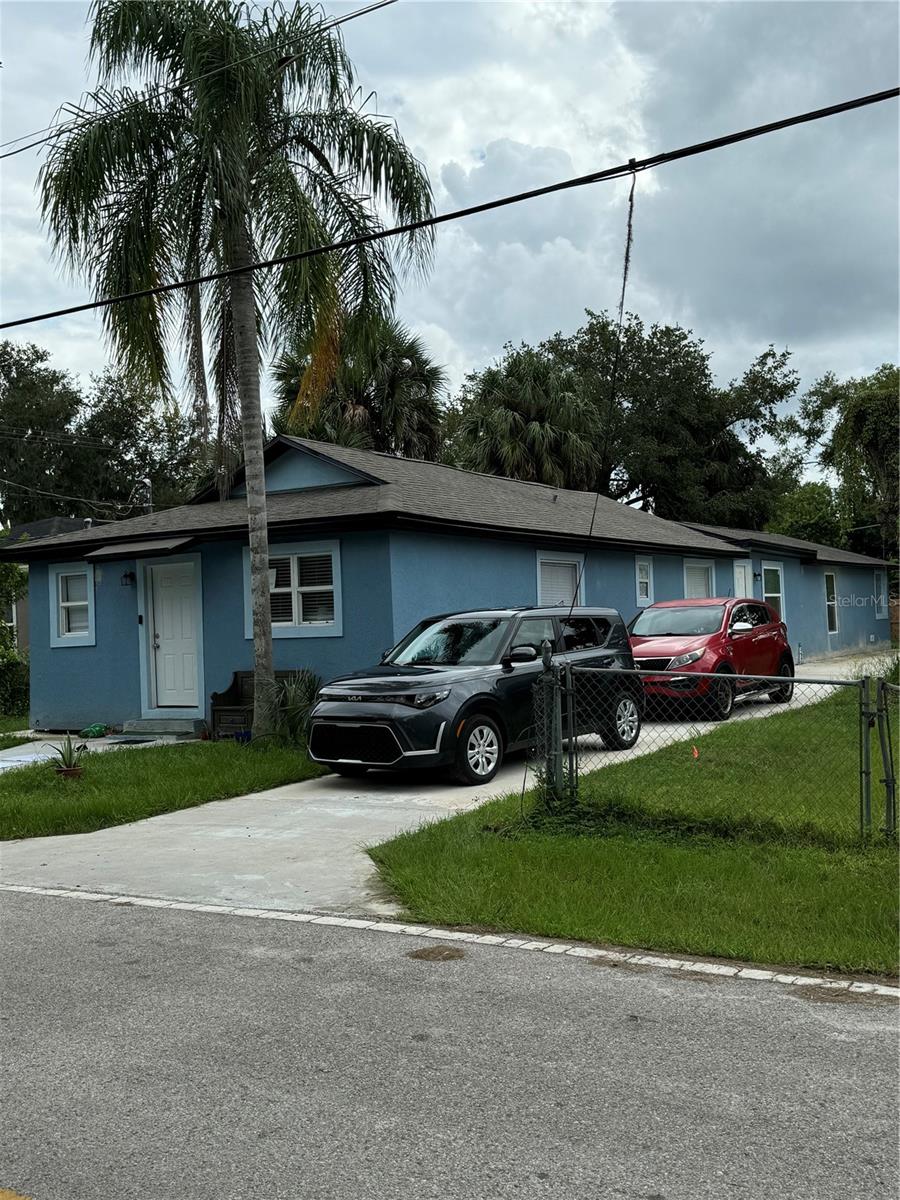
[533,661,898,847]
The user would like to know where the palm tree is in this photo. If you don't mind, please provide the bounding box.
[40,0,433,733]
[272,313,446,459]
[446,344,600,489]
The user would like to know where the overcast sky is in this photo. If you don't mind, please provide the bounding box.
[1,0,897,409]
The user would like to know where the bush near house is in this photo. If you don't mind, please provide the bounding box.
[0,647,28,718]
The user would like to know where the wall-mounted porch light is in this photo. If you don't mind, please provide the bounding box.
[120,570,137,588]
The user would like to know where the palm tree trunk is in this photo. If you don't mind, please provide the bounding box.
[227,221,275,737]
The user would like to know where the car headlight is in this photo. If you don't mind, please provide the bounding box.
[668,649,704,669]
[408,689,451,708]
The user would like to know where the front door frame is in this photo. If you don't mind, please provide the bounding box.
[136,553,205,718]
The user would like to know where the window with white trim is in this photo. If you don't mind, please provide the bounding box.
[537,552,583,606]
[243,541,342,639]
[875,570,888,620]
[48,562,95,647]
[2,599,16,647]
[268,551,335,626]
[635,557,654,607]
[762,561,784,620]
[824,571,839,634]
[683,559,714,599]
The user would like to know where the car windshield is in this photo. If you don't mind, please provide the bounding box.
[388,617,512,667]
[631,605,725,637]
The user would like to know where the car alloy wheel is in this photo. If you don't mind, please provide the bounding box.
[615,697,640,743]
[599,690,642,750]
[708,672,735,720]
[768,662,794,703]
[467,724,500,777]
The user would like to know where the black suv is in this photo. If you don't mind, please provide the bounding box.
[308,607,643,785]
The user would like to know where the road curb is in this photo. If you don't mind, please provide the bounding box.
[2,882,897,998]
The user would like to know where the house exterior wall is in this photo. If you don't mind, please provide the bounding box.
[28,532,394,730]
[27,525,890,730]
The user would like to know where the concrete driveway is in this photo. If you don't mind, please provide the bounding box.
[0,653,884,914]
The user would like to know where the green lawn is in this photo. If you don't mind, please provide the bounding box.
[369,690,899,975]
[0,741,324,840]
[576,686,877,847]
[0,714,28,736]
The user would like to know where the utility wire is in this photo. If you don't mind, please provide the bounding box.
[0,474,134,513]
[0,0,398,160]
[1,85,896,332]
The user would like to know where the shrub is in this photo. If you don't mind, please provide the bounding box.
[0,646,28,716]
[262,669,322,748]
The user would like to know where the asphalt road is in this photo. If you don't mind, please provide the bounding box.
[2,893,897,1200]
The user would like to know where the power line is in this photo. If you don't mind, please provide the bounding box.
[0,425,121,451]
[2,85,896,333]
[0,0,398,160]
[0,474,134,513]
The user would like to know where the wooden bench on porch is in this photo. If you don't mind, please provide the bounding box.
[210,670,294,740]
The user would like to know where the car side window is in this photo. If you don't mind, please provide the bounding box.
[748,604,770,627]
[560,617,600,652]
[730,605,750,630]
[513,617,557,655]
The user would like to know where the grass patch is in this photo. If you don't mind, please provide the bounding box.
[575,687,876,846]
[369,688,899,975]
[0,715,28,736]
[0,734,38,752]
[0,741,325,840]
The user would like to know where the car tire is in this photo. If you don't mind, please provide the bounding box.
[767,659,794,703]
[332,764,369,777]
[599,690,642,750]
[453,714,503,785]
[703,667,735,721]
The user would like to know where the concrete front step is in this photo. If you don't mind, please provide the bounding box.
[122,718,204,739]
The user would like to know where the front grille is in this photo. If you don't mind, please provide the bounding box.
[635,657,672,672]
[309,721,402,765]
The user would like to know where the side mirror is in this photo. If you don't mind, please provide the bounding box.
[730,621,753,634]
[506,644,538,664]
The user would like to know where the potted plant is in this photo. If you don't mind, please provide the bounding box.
[51,734,87,779]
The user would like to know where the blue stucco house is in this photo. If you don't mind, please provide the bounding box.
[2,435,891,731]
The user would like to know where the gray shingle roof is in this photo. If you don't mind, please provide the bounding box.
[0,436,743,560]
[683,522,890,567]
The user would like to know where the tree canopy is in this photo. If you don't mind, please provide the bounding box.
[0,341,200,526]
[272,313,446,459]
[445,310,801,528]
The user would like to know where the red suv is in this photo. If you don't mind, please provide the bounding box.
[629,597,794,720]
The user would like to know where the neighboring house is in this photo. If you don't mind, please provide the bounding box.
[0,436,891,730]
[1,517,93,652]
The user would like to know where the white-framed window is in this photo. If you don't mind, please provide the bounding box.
[635,557,654,607]
[824,571,839,635]
[2,598,16,647]
[537,551,584,607]
[683,559,715,599]
[875,569,889,620]
[48,562,95,647]
[761,560,785,621]
[243,541,342,639]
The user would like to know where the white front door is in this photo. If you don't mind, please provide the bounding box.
[149,562,199,708]
[734,560,753,598]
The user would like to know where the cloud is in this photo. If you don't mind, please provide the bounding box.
[0,0,897,417]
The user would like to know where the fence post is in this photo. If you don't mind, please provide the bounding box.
[564,662,577,803]
[540,639,563,805]
[875,679,897,840]
[859,676,873,842]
